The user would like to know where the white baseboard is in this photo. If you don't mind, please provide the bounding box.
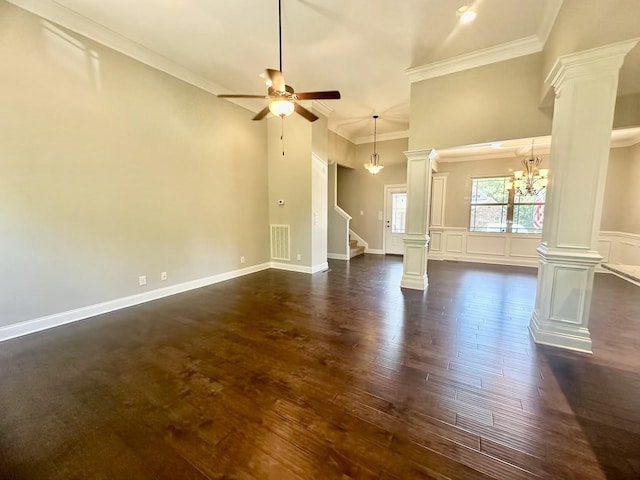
[311,262,330,273]
[327,253,349,260]
[365,248,385,255]
[0,262,271,344]
[268,261,329,274]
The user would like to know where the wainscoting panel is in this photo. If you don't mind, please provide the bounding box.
[429,228,640,268]
[446,233,464,253]
[430,231,442,251]
[466,234,507,256]
[599,231,640,266]
[510,236,542,258]
[430,227,538,267]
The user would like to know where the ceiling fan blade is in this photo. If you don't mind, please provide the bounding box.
[218,94,267,99]
[266,69,286,93]
[294,103,319,122]
[252,106,270,121]
[295,91,341,100]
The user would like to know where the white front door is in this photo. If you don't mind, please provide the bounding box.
[385,187,407,255]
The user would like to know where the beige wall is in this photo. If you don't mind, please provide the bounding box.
[337,138,409,250]
[409,54,552,151]
[268,115,313,266]
[267,110,329,269]
[327,163,349,257]
[0,2,270,327]
[601,147,631,232]
[329,131,356,168]
[614,93,640,129]
[625,143,640,234]
[608,143,640,234]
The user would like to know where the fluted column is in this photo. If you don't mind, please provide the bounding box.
[529,39,639,353]
[401,149,433,290]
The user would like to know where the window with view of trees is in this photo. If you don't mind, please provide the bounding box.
[469,177,545,233]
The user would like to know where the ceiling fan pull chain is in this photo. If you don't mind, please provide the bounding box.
[281,116,285,156]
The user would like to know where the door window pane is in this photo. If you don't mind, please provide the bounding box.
[391,193,406,233]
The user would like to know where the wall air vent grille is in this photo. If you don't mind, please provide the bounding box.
[270,224,290,260]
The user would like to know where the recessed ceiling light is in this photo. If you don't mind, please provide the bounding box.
[457,6,477,24]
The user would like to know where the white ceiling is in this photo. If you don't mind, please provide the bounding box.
[13,0,571,142]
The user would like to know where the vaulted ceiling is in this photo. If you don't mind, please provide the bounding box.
[14,0,640,143]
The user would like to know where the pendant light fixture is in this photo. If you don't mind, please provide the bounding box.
[364,115,384,175]
[506,139,549,196]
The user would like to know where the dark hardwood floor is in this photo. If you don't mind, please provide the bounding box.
[1,256,639,479]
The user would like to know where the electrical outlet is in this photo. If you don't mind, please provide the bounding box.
[360,210,364,215]
[138,275,147,286]
[240,256,245,264]
[160,272,168,281]
[296,253,301,261]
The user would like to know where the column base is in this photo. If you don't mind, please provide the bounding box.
[528,244,599,354]
[529,311,593,354]
[401,273,428,290]
[402,233,430,291]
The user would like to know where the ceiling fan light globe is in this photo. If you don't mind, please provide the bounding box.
[269,100,294,117]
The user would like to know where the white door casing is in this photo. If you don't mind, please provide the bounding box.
[384,185,407,255]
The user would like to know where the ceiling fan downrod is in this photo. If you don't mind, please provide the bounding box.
[278,0,283,73]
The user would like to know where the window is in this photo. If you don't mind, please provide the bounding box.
[469,177,545,234]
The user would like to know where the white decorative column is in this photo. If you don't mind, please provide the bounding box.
[401,149,433,290]
[529,39,639,353]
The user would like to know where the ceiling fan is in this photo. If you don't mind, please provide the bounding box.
[217,0,340,122]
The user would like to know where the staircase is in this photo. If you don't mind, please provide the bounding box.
[349,237,365,259]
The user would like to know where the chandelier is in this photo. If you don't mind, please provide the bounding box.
[507,140,549,196]
[363,115,384,175]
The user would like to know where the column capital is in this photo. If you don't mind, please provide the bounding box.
[546,38,639,91]
[403,149,434,162]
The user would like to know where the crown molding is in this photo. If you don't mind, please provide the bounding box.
[611,127,640,148]
[354,130,409,145]
[406,36,543,84]
[312,101,333,118]
[433,150,519,163]
[7,0,230,97]
[610,137,640,148]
